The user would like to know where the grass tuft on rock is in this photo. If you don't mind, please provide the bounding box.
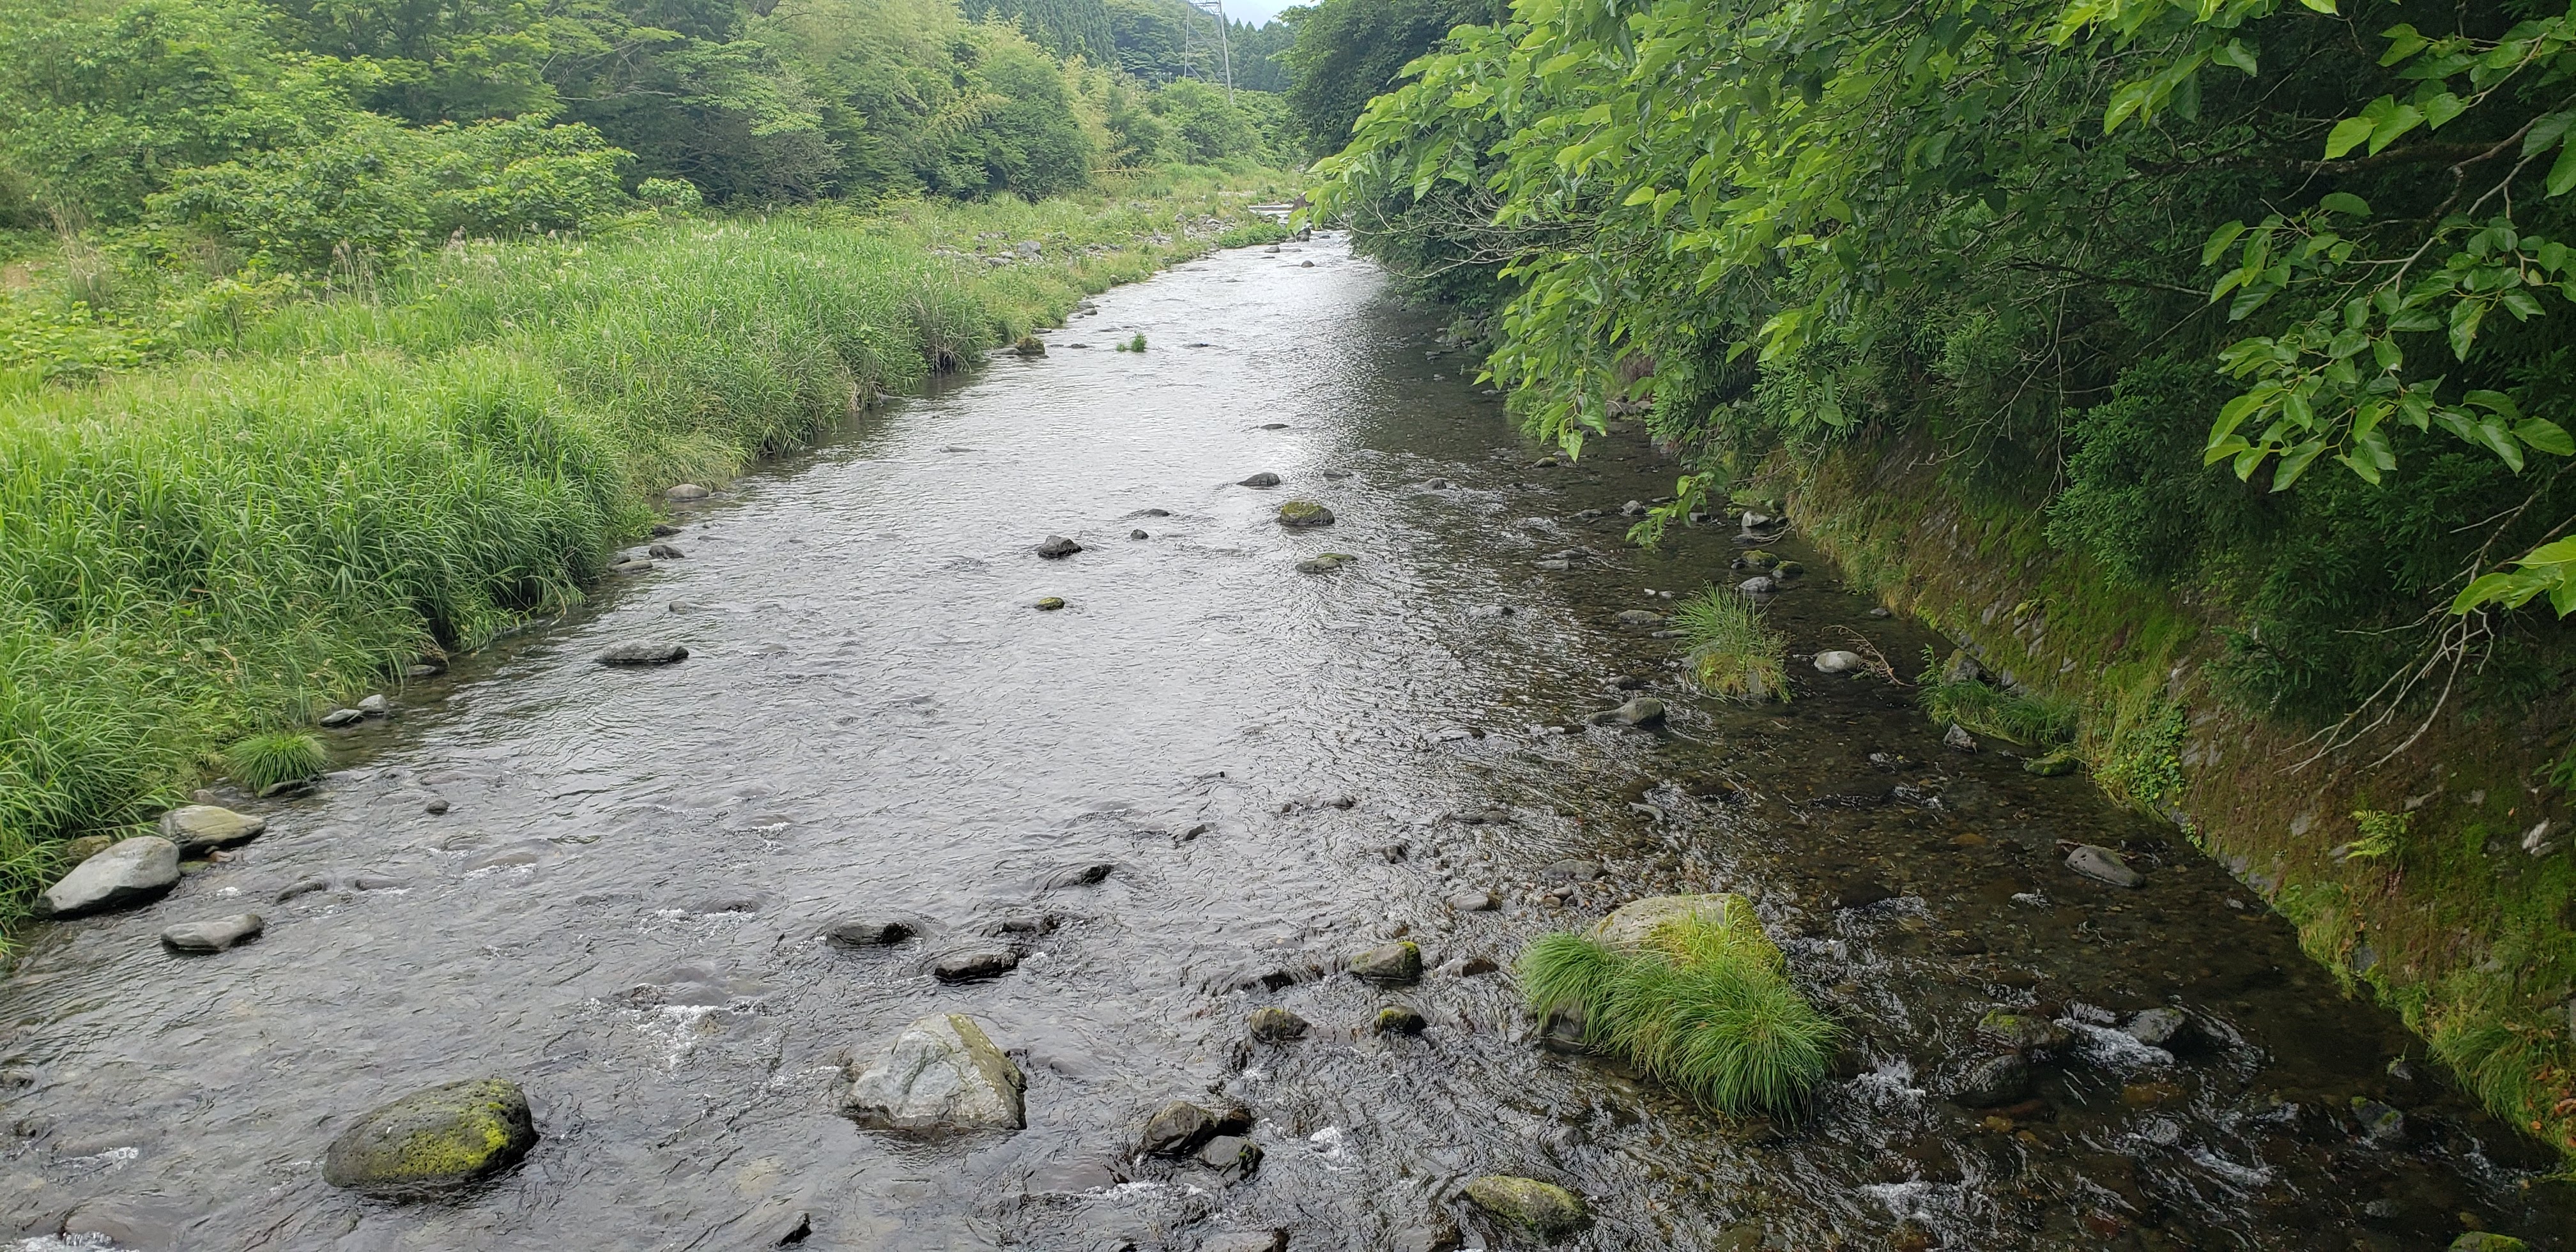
[1671,585,1788,701]
[223,731,327,792]
[1916,653,2076,746]
[1519,910,1838,1115]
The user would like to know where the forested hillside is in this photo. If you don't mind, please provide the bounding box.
[1303,0,2576,1163]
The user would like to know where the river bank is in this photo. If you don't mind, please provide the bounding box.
[0,241,2564,1249]
[0,179,1289,928]
[1784,434,2576,1170]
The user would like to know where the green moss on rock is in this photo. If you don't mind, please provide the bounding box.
[321,1077,537,1198]
[1463,1175,1587,1240]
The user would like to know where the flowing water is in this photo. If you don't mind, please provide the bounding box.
[3,240,2568,1252]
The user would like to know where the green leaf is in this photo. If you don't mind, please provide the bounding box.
[2464,388,2520,420]
[2319,192,2371,217]
[2324,116,2376,160]
[2201,220,2248,265]
[2420,93,2467,130]
[2551,142,2576,196]
[2378,23,2426,65]
[2297,0,2335,12]
[2215,40,2258,75]
[2368,103,2425,155]
[2524,111,2573,158]
[2273,438,2327,489]
[2474,419,2527,470]
[2372,335,2403,370]
[2449,299,2485,358]
[2451,571,2519,613]
[2515,416,2576,455]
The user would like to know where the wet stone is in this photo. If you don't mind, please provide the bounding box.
[841,1013,1025,1133]
[1276,500,1335,528]
[2124,1007,2195,1048]
[357,694,387,715]
[1463,1175,1588,1241]
[1439,955,1501,977]
[1349,940,1423,986]
[45,837,181,919]
[1376,1005,1428,1035]
[597,642,688,666]
[648,542,686,560]
[160,913,264,953]
[321,1077,537,1198]
[1035,535,1084,558]
[1813,650,1863,674]
[1200,1232,1284,1252]
[1978,1010,2071,1054]
[1239,472,1282,488]
[2066,844,2143,888]
[1615,609,1664,627]
[1446,889,1498,912]
[1139,1100,1251,1156]
[1943,722,1979,752]
[1952,1053,2033,1108]
[1738,576,1777,595]
[2024,748,2083,777]
[650,523,681,537]
[2451,1235,2529,1252]
[1246,1007,1309,1043]
[1036,597,1066,611]
[1195,1134,1262,1182]
[666,483,710,500]
[820,915,917,947]
[319,708,365,728]
[157,805,266,855]
[931,949,1020,983]
[1131,529,1150,540]
[424,797,450,815]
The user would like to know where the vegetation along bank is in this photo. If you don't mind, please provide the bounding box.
[1303,0,2576,1166]
[0,0,1300,932]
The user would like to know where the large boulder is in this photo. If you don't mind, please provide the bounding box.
[841,1014,1025,1133]
[45,837,181,919]
[321,1077,538,1198]
[1463,1175,1588,1241]
[157,805,266,855]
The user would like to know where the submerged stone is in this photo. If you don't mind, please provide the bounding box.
[931,949,1020,982]
[321,1077,538,1198]
[2066,844,2143,888]
[841,1013,1025,1133]
[2023,748,2083,777]
[2450,1235,2528,1252]
[666,483,710,501]
[1977,1010,2070,1054]
[1375,1005,1428,1035]
[1239,471,1282,487]
[1035,535,1084,558]
[1952,1053,2032,1108]
[157,805,266,855]
[2124,1007,2195,1048]
[596,642,687,666]
[44,837,180,918]
[160,913,264,953]
[1139,1099,1249,1156]
[1463,1175,1588,1240]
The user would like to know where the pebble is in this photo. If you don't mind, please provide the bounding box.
[1813,650,1863,674]
[1615,609,1664,627]
[1446,890,1498,912]
[1130,528,1149,540]
[424,798,450,815]
[1036,597,1066,611]
[160,913,265,953]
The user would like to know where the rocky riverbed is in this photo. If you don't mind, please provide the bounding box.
[1,238,2568,1250]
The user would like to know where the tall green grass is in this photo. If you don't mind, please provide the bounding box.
[1914,650,2078,745]
[0,187,1275,925]
[1671,585,1790,701]
[1520,907,1839,1115]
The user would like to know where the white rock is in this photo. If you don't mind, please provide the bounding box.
[842,1013,1025,1133]
[45,837,181,917]
[1813,650,1863,674]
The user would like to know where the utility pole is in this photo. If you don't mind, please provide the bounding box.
[1188,0,1234,103]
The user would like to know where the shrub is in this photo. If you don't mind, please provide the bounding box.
[1520,906,1838,1114]
[1671,585,1788,701]
[223,731,326,791]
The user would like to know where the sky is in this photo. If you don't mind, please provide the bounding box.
[1219,0,1293,25]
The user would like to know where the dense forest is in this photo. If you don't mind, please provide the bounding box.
[1300,0,2576,1164]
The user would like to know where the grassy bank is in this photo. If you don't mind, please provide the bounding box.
[1786,434,2576,1168]
[0,177,1287,924]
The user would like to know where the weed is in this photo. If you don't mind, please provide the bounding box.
[1671,586,1789,701]
[1915,649,2076,745]
[223,732,326,792]
[2096,692,2186,809]
[1123,332,1147,353]
[1215,219,1291,248]
[2339,809,2412,862]
[1519,908,1838,1115]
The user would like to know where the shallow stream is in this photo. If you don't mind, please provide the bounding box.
[4,240,2568,1251]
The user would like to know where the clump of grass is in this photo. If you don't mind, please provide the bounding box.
[223,731,326,791]
[1520,908,1839,1115]
[1915,648,2075,745]
[1671,585,1788,701]
[1114,332,1147,353]
[1215,219,1291,248]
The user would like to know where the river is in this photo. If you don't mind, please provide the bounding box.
[3,238,2566,1251]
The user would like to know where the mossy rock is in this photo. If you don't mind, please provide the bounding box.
[1349,940,1422,985]
[1738,549,1780,570]
[2023,747,2083,777]
[1276,500,1336,528]
[1463,1175,1588,1240]
[2450,1235,2527,1252]
[322,1077,537,1198]
[1590,894,1776,967]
